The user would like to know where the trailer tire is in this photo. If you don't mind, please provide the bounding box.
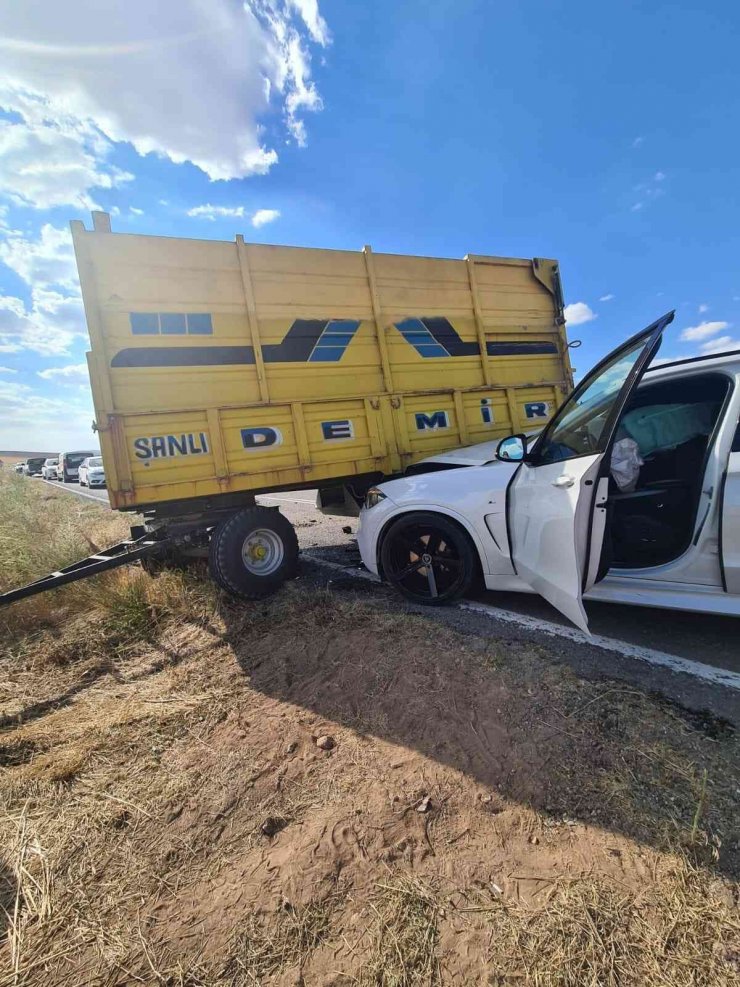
[209,507,299,599]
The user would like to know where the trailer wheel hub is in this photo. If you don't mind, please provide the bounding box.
[241,528,285,575]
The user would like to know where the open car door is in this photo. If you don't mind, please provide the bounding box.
[506,312,674,631]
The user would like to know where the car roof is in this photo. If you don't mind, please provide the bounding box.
[645,349,740,376]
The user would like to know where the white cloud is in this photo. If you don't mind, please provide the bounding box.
[186,204,281,227]
[288,0,331,45]
[0,376,95,450]
[279,31,323,146]
[0,223,78,289]
[251,208,280,228]
[564,301,597,327]
[0,108,132,210]
[698,303,709,313]
[129,206,144,216]
[0,365,17,373]
[0,0,330,205]
[187,204,246,221]
[680,320,730,342]
[700,335,739,355]
[0,225,85,355]
[37,362,88,382]
[0,292,83,355]
[629,170,665,214]
[599,293,615,302]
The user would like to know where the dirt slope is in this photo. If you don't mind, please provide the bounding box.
[1,583,738,985]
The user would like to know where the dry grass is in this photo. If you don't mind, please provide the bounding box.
[351,863,740,987]
[455,859,738,986]
[224,894,340,984]
[0,469,218,652]
[0,470,130,635]
[359,878,441,986]
[2,810,53,985]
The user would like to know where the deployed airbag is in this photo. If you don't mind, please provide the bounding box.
[620,402,715,456]
[610,437,644,491]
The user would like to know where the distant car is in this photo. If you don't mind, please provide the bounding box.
[358,312,740,628]
[57,450,99,483]
[25,457,46,476]
[41,457,59,479]
[78,456,106,488]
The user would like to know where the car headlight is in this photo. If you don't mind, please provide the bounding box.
[364,487,387,509]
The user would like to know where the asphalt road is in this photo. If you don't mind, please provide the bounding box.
[32,476,740,722]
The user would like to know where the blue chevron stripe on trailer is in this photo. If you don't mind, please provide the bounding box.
[308,319,362,362]
[395,318,450,357]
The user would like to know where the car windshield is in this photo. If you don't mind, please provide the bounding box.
[532,339,649,465]
[88,458,103,468]
[66,454,89,467]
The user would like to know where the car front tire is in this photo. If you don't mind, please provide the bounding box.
[380,512,477,605]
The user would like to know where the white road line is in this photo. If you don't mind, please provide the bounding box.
[307,556,740,692]
[38,478,110,504]
[257,495,317,505]
[459,600,740,691]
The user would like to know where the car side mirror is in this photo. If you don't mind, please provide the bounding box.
[495,434,527,462]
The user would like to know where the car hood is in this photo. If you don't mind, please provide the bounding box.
[376,460,518,511]
[408,431,542,469]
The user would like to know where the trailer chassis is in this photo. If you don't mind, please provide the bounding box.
[0,501,299,609]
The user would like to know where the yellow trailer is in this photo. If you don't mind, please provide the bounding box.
[67,211,573,598]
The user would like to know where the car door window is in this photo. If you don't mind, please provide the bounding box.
[530,338,653,466]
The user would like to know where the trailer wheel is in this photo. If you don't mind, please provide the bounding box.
[209,507,299,599]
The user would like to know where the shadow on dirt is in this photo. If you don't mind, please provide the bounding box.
[0,638,195,732]
[223,581,739,879]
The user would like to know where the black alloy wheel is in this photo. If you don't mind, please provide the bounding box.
[380,512,477,605]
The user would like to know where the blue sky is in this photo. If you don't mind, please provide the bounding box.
[1,0,738,450]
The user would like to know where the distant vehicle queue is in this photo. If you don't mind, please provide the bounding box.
[13,450,104,486]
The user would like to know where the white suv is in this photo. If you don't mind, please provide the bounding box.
[358,312,740,627]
